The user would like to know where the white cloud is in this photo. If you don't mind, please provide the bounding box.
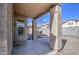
[43,19,47,22]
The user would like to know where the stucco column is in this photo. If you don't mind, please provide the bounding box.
[32,18,37,40]
[0,4,13,54]
[50,4,62,51]
[24,19,28,37]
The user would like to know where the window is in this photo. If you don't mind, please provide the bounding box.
[16,20,25,35]
[71,22,73,25]
[67,22,73,25]
[70,22,71,25]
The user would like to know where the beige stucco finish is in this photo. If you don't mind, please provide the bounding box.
[32,19,37,40]
[50,4,62,51]
[14,3,54,18]
[0,4,13,54]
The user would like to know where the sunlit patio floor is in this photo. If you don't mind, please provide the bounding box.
[56,36,79,55]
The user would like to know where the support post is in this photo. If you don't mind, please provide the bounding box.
[50,4,62,51]
[32,18,37,40]
[24,19,29,37]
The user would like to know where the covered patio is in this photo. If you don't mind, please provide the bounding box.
[0,3,62,55]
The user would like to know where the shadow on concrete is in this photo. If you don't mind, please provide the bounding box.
[58,39,67,52]
[12,33,66,55]
[61,39,67,50]
[27,34,32,40]
[50,33,56,51]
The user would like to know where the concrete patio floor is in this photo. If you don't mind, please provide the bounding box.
[12,37,53,55]
[12,35,79,55]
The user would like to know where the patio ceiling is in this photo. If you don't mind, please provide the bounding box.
[14,3,55,18]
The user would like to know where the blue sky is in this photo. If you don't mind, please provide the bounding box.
[62,3,79,22]
[28,3,79,24]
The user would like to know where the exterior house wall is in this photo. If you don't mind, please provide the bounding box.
[63,20,79,27]
[38,24,50,36]
[41,27,50,35]
[76,21,79,26]
[28,27,32,34]
[0,4,13,54]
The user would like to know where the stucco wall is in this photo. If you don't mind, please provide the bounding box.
[62,26,79,36]
[7,4,13,55]
[0,4,13,55]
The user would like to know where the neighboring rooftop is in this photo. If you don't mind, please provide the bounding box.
[62,19,79,24]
